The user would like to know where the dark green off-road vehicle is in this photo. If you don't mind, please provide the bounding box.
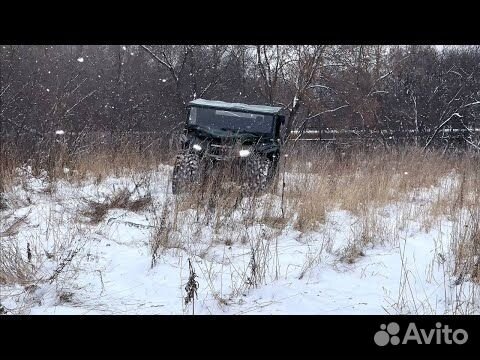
[172,99,287,194]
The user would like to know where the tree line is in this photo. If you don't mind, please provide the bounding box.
[1,45,480,152]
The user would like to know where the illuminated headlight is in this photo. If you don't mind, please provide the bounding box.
[192,144,202,151]
[239,149,251,157]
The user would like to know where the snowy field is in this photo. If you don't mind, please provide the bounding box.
[1,164,479,315]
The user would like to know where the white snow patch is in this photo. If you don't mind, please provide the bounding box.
[1,168,478,315]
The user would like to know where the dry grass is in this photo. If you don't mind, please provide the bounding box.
[1,138,167,189]
[453,208,480,284]
[3,140,480,313]
[70,146,165,182]
[81,188,152,224]
[0,144,22,199]
[285,146,479,234]
[150,198,178,266]
[3,142,478,243]
[0,211,34,285]
[141,145,480,273]
[0,240,35,286]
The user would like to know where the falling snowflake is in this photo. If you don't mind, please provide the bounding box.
[55,130,65,135]
[122,46,127,50]
[162,79,167,83]
[46,89,50,92]
[77,57,84,63]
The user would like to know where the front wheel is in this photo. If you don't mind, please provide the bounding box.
[172,151,201,194]
[242,155,271,194]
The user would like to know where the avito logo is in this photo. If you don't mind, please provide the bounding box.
[374,322,468,346]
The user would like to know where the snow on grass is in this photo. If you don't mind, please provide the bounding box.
[1,165,479,315]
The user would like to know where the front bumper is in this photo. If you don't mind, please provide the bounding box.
[203,144,249,161]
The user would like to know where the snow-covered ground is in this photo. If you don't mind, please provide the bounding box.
[1,165,479,315]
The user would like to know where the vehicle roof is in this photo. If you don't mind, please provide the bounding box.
[188,98,284,115]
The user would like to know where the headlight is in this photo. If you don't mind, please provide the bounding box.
[239,149,251,157]
[193,144,202,151]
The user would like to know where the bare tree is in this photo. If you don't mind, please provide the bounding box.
[255,45,327,139]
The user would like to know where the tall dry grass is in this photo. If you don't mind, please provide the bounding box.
[285,146,479,231]
[0,136,170,191]
[3,141,479,247]
[2,140,480,313]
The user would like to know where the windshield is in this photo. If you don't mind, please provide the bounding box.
[188,106,274,135]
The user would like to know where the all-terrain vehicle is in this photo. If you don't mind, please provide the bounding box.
[172,99,287,194]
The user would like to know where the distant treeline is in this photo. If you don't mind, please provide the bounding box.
[1,45,480,156]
